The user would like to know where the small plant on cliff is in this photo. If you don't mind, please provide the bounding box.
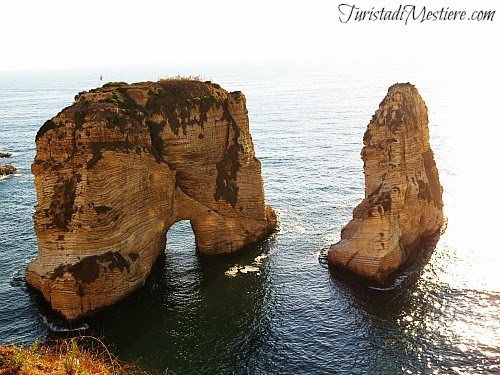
[107,90,139,112]
[147,86,164,96]
[0,340,41,371]
[64,339,81,374]
[6,344,27,368]
[28,338,41,363]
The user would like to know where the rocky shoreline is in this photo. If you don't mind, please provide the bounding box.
[0,151,16,177]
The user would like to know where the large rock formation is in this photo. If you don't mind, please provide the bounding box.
[26,80,277,320]
[329,83,443,282]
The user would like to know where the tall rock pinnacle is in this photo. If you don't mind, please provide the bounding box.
[329,83,443,282]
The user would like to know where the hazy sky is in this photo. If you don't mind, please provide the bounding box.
[0,0,498,72]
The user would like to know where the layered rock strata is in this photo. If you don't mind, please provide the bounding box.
[26,80,277,320]
[329,83,443,282]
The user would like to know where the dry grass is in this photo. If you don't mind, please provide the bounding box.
[0,337,145,375]
[159,75,203,82]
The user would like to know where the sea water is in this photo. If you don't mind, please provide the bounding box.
[0,62,498,374]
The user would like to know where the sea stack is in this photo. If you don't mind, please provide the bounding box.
[329,83,443,282]
[26,80,277,320]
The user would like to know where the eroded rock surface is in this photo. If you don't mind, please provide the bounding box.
[329,83,443,282]
[26,80,276,320]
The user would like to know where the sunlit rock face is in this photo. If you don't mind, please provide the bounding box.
[26,80,277,320]
[329,83,443,282]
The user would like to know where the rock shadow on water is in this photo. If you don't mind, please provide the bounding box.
[79,235,277,373]
[27,233,277,343]
[324,220,498,373]
[197,232,279,280]
[325,220,446,309]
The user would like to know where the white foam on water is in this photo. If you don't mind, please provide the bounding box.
[40,315,89,333]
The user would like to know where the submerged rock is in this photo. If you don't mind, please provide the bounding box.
[26,79,277,320]
[329,83,443,282]
[0,163,16,176]
[0,151,12,158]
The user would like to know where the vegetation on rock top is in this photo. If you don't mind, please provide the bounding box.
[102,81,129,88]
[154,79,227,104]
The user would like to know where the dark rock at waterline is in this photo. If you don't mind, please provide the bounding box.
[0,152,12,158]
[0,164,17,176]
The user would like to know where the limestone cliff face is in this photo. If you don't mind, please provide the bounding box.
[26,80,277,320]
[329,83,443,282]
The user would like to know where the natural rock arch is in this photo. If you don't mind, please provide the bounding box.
[26,80,276,320]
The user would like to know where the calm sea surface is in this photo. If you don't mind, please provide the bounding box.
[0,62,498,374]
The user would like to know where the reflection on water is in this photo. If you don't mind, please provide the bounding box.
[0,62,499,374]
[225,248,276,277]
[83,221,276,373]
